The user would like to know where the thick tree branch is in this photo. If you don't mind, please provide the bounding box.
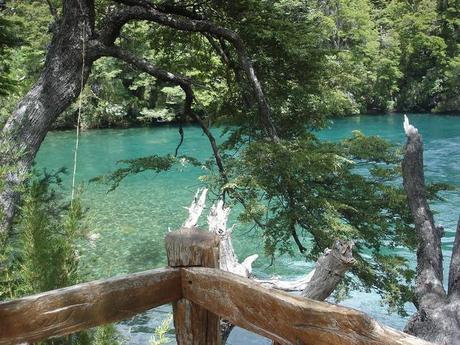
[401,116,460,344]
[402,115,445,303]
[0,0,95,234]
[45,0,58,19]
[91,43,191,87]
[448,216,460,296]
[204,34,257,112]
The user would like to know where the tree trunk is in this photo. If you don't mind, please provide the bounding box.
[0,1,277,235]
[0,0,95,235]
[402,115,460,344]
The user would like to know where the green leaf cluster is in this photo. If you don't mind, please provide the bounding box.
[217,130,426,314]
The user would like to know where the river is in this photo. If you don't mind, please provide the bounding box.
[36,113,460,344]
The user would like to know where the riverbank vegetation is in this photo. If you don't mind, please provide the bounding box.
[0,1,459,344]
[0,0,459,130]
[0,170,123,344]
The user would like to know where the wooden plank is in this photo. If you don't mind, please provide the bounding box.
[166,227,221,345]
[0,268,181,345]
[182,268,432,345]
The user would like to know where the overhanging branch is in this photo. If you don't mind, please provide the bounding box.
[97,3,278,140]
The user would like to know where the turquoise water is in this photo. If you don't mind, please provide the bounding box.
[36,114,460,343]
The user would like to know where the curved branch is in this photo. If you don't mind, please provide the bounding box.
[97,4,278,140]
[92,43,228,181]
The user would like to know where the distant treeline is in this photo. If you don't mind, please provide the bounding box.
[0,0,459,130]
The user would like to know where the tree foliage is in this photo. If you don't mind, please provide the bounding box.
[0,170,123,344]
[1,0,458,130]
[1,0,458,322]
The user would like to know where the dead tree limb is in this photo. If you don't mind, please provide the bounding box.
[182,189,355,344]
[402,115,460,344]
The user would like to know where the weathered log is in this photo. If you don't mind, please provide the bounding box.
[402,115,460,344]
[0,268,181,345]
[255,241,355,296]
[302,240,355,300]
[165,227,221,345]
[182,267,431,345]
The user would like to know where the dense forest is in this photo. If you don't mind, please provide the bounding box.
[0,1,459,344]
[0,0,459,130]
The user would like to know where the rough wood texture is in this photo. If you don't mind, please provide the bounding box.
[208,199,258,277]
[183,267,431,345]
[165,227,220,268]
[0,268,181,345]
[402,115,460,344]
[166,227,221,345]
[0,0,95,234]
[302,240,355,300]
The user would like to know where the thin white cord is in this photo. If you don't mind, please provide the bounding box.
[71,23,86,205]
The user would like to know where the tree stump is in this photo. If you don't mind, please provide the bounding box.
[165,227,221,345]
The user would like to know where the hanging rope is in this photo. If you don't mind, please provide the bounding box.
[71,23,86,205]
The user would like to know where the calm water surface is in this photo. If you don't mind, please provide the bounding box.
[36,114,460,344]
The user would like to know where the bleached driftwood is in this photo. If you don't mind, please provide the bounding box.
[182,188,208,228]
[255,240,355,297]
[182,189,356,343]
[182,188,355,294]
[208,199,258,277]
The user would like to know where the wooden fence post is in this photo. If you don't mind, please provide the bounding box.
[165,227,221,345]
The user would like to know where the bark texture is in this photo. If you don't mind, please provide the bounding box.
[0,1,274,234]
[402,115,460,344]
[165,227,221,345]
[0,0,95,233]
[183,267,430,345]
[0,268,181,345]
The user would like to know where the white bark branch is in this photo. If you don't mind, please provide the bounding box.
[182,188,207,228]
[207,199,258,277]
[182,190,355,343]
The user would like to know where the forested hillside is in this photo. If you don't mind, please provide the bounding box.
[0,0,458,130]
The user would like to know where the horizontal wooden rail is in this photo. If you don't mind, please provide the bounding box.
[0,268,181,345]
[182,267,431,345]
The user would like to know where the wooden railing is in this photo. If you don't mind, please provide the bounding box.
[0,228,431,345]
